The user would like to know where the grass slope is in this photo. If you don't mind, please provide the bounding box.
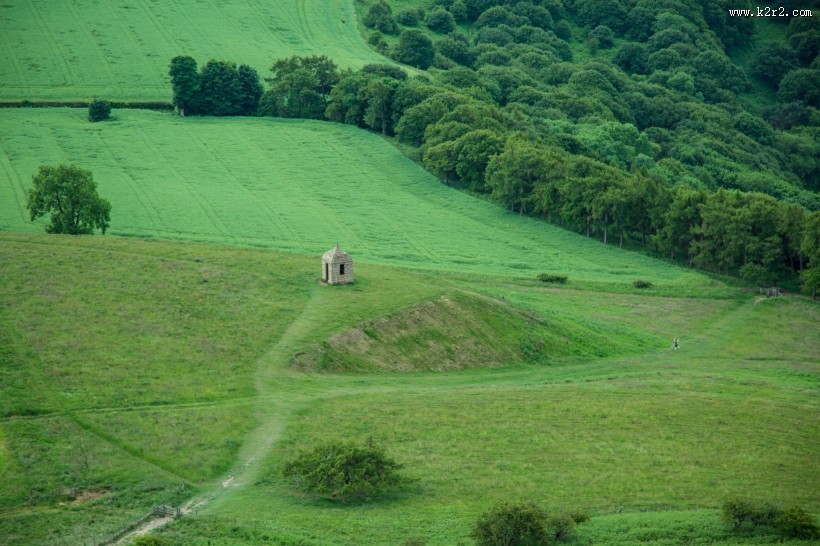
[1,234,817,545]
[0,0,385,101]
[0,108,705,286]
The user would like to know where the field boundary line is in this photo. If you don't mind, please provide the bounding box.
[69,414,192,484]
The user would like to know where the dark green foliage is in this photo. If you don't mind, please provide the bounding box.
[774,508,820,539]
[513,3,553,31]
[261,55,339,119]
[537,273,567,283]
[168,55,200,115]
[588,25,615,49]
[26,164,111,235]
[800,211,820,298]
[546,513,576,541]
[721,498,758,530]
[778,68,820,107]
[236,65,264,115]
[568,509,590,525]
[437,35,477,66]
[364,1,398,34]
[362,64,408,81]
[393,30,436,69]
[573,0,627,32]
[789,28,820,65]
[800,264,820,299]
[614,44,648,74]
[752,42,799,87]
[475,6,527,29]
[87,98,111,122]
[450,0,468,22]
[471,502,549,546]
[198,60,242,116]
[282,440,403,500]
[762,101,811,130]
[426,7,456,34]
[368,30,389,54]
[633,280,653,289]
[396,7,424,26]
[739,263,776,287]
[170,57,261,116]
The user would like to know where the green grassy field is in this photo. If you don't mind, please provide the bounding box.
[0,233,817,545]
[0,108,706,286]
[1,2,818,544]
[0,0,386,101]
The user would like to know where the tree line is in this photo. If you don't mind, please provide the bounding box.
[167,0,820,296]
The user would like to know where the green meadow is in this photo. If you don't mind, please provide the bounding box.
[0,233,817,545]
[0,108,705,285]
[1,0,818,543]
[0,0,385,101]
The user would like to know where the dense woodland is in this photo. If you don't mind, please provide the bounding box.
[168,0,820,295]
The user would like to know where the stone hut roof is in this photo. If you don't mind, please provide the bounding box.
[322,244,351,263]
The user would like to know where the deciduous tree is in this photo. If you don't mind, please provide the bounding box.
[27,164,111,235]
[169,55,200,116]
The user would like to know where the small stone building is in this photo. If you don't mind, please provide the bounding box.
[322,244,354,285]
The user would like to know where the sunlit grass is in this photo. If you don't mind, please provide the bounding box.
[0,0,386,101]
[0,109,706,285]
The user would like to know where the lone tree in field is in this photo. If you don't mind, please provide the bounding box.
[282,440,403,500]
[26,164,111,234]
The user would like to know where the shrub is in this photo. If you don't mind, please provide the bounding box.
[774,507,819,539]
[397,8,424,26]
[88,98,111,122]
[471,502,549,546]
[633,280,653,289]
[567,509,591,525]
[547,513,576,542]
[282,440,404,500]
[750,502,783,527]
[364,1,398,34]
[722,498,757,530]
[426,8,456,34]
[537,273,567,283]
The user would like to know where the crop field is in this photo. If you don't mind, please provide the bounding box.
[0,0,385,101]
[0,108,706,285]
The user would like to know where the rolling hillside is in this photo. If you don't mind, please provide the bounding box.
[0,0,385,101]
[0,108,704,284]
[0,234,817,545]
[1,0,818,544]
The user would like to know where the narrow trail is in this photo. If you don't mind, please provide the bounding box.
[113,288,326,542]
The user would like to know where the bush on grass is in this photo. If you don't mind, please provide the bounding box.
[88,98,111,122]
[633,280,654,289]
[537,273,567,283]
[721,498,758,530]
[471,502,549,545]
[282,440,404,500]
[547,513,577,541]
[774,507,819,540]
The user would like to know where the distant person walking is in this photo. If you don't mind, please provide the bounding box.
[674,338,679,351]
